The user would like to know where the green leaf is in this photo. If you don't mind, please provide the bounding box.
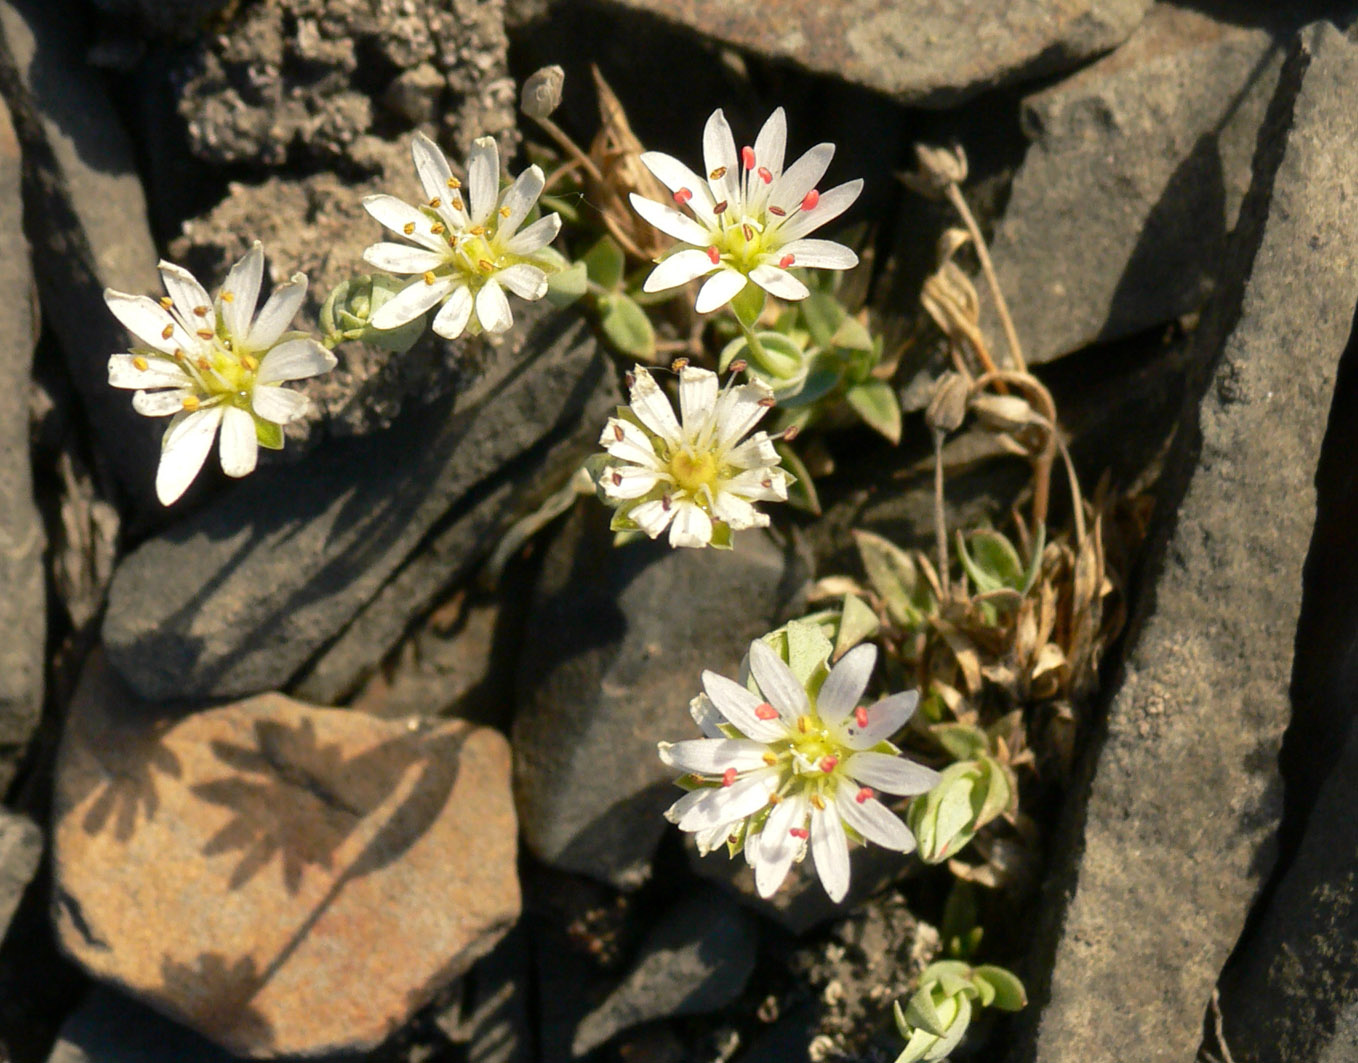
[834,594,880,659]
[255,417,284,450]
[972,966,1028,1011]
[974,755,1014,827]
[583,236,626,290]
[748,331,808,381]
[775,440,820,515]
[801,289,845,349]
[777,364,840,408]
[931,723,990,762]
[831,313,874,353]
[965,529,1026,591]
[783,618,833,688]
[845,380,902,443]
[940,883,979,961]
[904,985,950,1037]
[853,530,936,629]
[600,294,656,361]
[935,774,977,853]
[1021,521,1047,595]
[538,192,581,224]
[730,281,765,328]
[547,261,588,306]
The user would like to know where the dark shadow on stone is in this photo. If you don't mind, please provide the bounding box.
[158,952,274,1050]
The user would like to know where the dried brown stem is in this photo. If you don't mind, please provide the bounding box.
[943,183,1027,373]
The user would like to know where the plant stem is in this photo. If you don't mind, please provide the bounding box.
[933,428,951,598]
[734,313,771,373]
[943,183,1026,373]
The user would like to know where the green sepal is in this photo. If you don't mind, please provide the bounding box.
[845,379,902,443]
[972,966,1027,1011]
[599,293,656,361]
[730,281,765,328]
[708,520,733,550]
[583,235,626,290]
[547,262,588,306]
[834,593,880,659]
[255,417,284,450]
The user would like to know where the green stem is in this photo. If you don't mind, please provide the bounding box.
[733,314,770,374]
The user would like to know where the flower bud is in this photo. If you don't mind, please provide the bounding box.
[521,65,565,119]
[925,371,969,434]
[893,960,1026,1062]
[318,275,426,353]
[901,143,969,198]
[970,392,1038,433]
[906,754,1014,863]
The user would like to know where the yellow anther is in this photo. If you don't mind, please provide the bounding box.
[404,222,416,235]
[499,205,511,218]
[182,395,200,411]
[241,353,258,371]
[159,296,173,310]
[194,305,211,317]
[196,329,213,340]
[797,716,810,734]
[161,323,174,340]
[470,224,486,236]
[423,271,437,285]
[478,259,494,272]
[431,222,445,234]
[811,794,826,810]
[446,176,461,189]
[762,752,778,766]
[429,196,442,208]
[767,792,782,805]
[195,356,211,371]
[220,291,234,303]
[132,355,149,371]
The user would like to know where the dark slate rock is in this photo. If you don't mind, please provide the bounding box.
[454,925,532,1063]
[1013,21,1358,1063]
[46,987,241,1063]
[593,0,1150,108]
[102,307,610,702]
[979,3,1291,367]
[513,508,810,891]
[0,810,40,941]
[0,0,163,512]
[0,90,41,795]
[572,889,757,1055]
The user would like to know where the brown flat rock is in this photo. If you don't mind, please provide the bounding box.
[53,651,520,1058]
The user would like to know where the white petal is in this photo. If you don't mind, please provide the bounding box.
[752,108,787,181]
[817,644,877,725]
[844,752,941,796]
[257,338,336,384]
[467,136,500,224]
[247,274,307,350]
[495,264,548,301]
[775,180,864,242]
[843,691,920,749]
[411,132,455,206]
[363,242,448,275]
[701,670,787,743]
[659,739,771,775]
[638,151,718,225]
[726,468,788,502]
[835,789,915,852]
[362,194,450,251]
[220,242,264,342]
[630,194,713,247]
[601,464,665,500]
[497,165,544,241]
[628,497,676,539]
[678,366,719,432]
[694,269,747,314]
[676,771,775,832]
[665,788,706,824]
[370,275,453,330]
[690,693,726,739]
[252,384,309,425]
[504,213,561,255]
[158,261,215,336]
[156,406,223,505]
[755,792,807,899]
[643,248,720,293]
[725,430,779,469]
[108,354,192,390]
[702,108,740,207]
[218,406,258,478]
[712,379,774,449]
[810,801,851,902]
[667,500,713,548]
[431,284,473,339]
[627,367,682,441]
[132,389,189,417]
[710,490,766,531]
[777,238,858,270]
[749,264,809,302]
[475,279,513,334]
[769,143,834,214]
[694,820,735,855]
[105,291,191,354]
[748,639,809,721]
[600,417,664,469]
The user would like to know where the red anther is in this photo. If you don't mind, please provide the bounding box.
[769,205,787,216]
[757,396,777,408]
[819,756,839,774]
[611,472,622,486]
[713,200,729,215]
[729,359,748,374]
[854,706,869,728]
[625,371,636,388]
[742,224,754,241]
[855,786,875,804]
[613,424,624,441]
[673,187,693,205]
[706,246,721,265]
[781,425,800,442]
[790,827,809,840]
[758,166,773,184]
[721,767,738,787]
[661,495,673,511]
[741,145,756,170]
[755,703,779,721]
[710,166,728,180]
[801,189,820,211]
[779,254,795,268]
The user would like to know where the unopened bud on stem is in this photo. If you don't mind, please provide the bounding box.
[522,65,565,119]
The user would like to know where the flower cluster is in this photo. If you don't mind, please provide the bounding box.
[362,132,561,340]
[630,108,863,313]
[105,244,336,505]
[660,633,939,901]
[594,365,789,548]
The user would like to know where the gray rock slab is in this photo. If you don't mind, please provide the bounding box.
[0,809,41,940]
[513,508,810,891]
[0,0,163,512]
[980,3,1289,367]
[102,307,609,702]
[595,0,1150,108]
[1219,717,1358,1062]
[573,889,756,1055]
[1015,22,1358,1063]
[0,89,42,795]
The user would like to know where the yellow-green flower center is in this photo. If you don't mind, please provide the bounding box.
[670,449,719,494]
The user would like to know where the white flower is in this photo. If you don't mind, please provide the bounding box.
[596,365,789,549]
[362,132,562,340]
[105,243,337,506]
[659,640,940,902]
[629,107,863,314]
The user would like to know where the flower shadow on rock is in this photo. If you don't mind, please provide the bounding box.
[159,952,274,1049]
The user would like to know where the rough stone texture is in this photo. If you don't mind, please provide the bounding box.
[572,889,757,1055]
[513,508,810,890]
[53,652,520,1058]
[595,0,1149,108]
[102,307,610,702]
[0,809,41,940]
[0,0,163,512]
[0,89,42,795]
[980,3,1287,367]
[1219,718,1358,1062]
[1014,23,1358,1063]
